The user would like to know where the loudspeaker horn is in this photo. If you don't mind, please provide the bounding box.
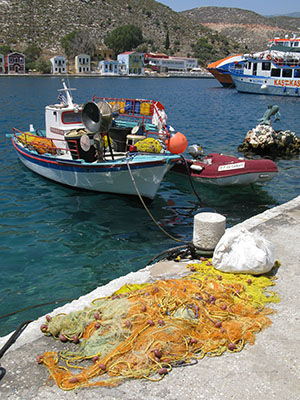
[82,101,113,133]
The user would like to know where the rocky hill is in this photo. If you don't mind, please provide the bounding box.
[1,2,299,64]
[0,0,239,58]
[180,7,300,51]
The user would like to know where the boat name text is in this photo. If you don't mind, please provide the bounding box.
[274,79,300,87]
[218,162,245,172]
[50,127,64,135]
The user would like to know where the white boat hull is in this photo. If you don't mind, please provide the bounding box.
[13,140,178,200]
[232,76,300,97]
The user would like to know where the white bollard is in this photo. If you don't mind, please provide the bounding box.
[193,212,226,253]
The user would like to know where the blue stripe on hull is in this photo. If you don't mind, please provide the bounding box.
[12,138,176,199]
[12,139,168,173]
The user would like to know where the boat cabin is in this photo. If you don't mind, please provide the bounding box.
[241,58,300,80]
[45,87,84,157]
[269,34,300,49]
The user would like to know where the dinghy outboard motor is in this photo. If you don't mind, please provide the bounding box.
[82,101,113,160]
[187,144,204,160]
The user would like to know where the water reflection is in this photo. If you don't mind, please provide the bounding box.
[0,77,298,336]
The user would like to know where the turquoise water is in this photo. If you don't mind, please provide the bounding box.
[0,76,299,336]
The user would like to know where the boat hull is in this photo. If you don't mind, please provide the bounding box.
[191,171,277,186]
[207,55,244,88]
[207,68,235,88]
[232,75,300,97]
[171,153,278,187]
[13,139,178,200]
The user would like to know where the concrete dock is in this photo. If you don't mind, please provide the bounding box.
[1,195,300,400]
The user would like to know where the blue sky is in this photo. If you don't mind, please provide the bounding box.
[158,1,300,15]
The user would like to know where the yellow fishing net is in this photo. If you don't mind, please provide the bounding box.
[38,259,280,390]
[18,132,56,155]
[135,137,162,153]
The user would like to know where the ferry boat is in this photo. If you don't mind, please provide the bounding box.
[229,47,300,96]
[269,33,300,49]
[208,34,300,90]
[10,81,186,200]
[207,54,244,87]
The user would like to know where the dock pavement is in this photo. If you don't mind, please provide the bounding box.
[0,195,300,400]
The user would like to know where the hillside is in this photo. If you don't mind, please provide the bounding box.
[0,0,240,62]
[1,2,300,65]
[180,7,300,51]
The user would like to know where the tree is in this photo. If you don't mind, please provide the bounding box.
[165,30,170,50]
[35,57,51,74]
[192,38,214,65]
[104,25,143,56]
[24,45,41,71]
[61,30,95,58]
[0,45,12,55]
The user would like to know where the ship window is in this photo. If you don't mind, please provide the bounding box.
[235,63,243,69]
[294,42,299,47]
[282,69,292,78]
[62,111,83,124]
[294,69,300,78]
[262,62,271,71]
[271,68,281,77]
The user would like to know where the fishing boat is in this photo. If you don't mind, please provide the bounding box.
[229,46,300,96]
[11,81,187,200]
[171,145,277,186]
[206,54,245,88]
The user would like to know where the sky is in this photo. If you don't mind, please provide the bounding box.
[157,1,300,16]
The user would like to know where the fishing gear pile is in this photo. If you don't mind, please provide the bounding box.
[38,259,280,391]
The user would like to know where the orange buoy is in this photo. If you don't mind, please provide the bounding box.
[166,132,188,154]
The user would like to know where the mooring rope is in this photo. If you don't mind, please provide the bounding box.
[126,158,189,244]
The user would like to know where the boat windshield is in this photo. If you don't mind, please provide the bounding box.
[62,111,82,124]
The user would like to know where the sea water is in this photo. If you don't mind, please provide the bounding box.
[0,76,299,336]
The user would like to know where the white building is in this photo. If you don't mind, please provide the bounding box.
[50,56,67,74]
[149,56,198,72]
[174,57,198,70]
[0,54,4,73]
[98,60,120,75]
[75,54,91,73]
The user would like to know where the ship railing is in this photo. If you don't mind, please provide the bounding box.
[271,58,300,67]
[92,96,171,140]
